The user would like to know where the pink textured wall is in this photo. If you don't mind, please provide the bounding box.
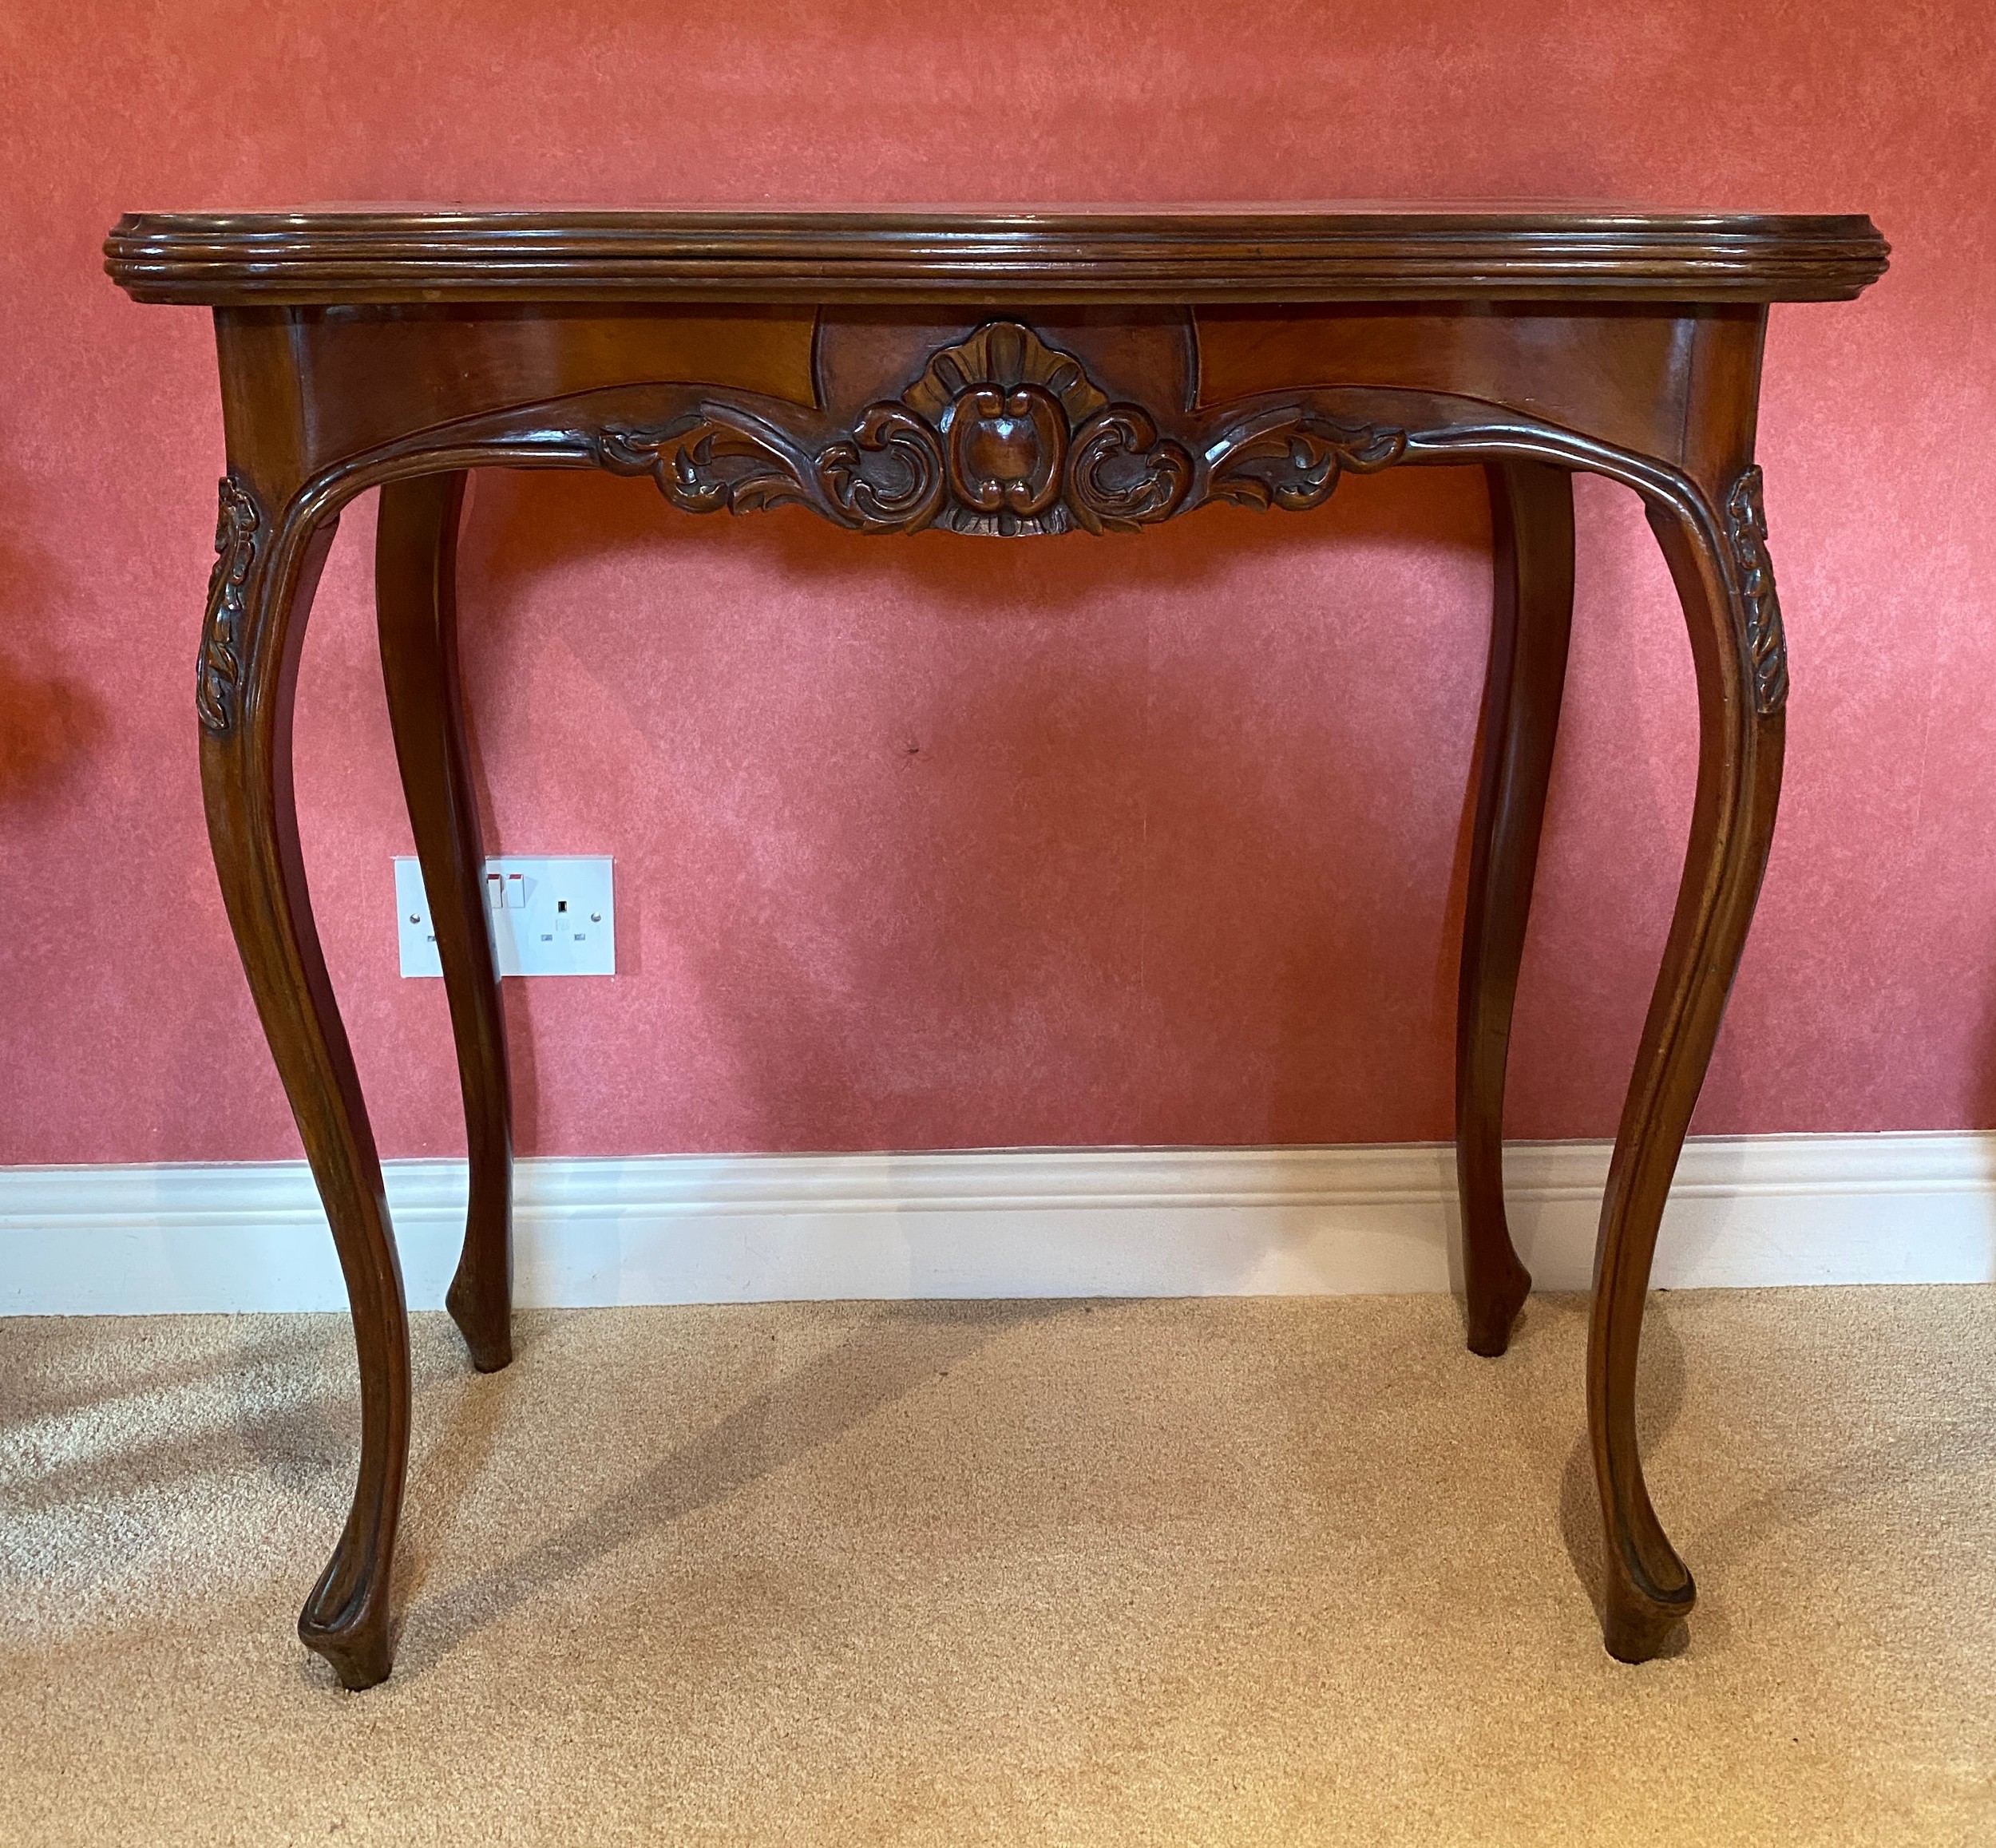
[2,2,1992,1166]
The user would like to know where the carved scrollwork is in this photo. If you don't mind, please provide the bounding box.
[576,323,1401,537]
[1722,464,1789,716]
[1206,410,1408,512]
[196,472,262,737]
[592,409,814,516]
[818,404,948,531]
[1068,406,1193,532]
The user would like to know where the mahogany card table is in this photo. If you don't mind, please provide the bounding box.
[105,205,1888,1688]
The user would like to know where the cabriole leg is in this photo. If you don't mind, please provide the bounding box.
[197,477,410,1689]
[1588,471,1786,1660]
[376,473,514,1372]
[1455,460,1574,1355]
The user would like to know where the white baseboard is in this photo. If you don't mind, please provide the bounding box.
[2,1134,1992,1316]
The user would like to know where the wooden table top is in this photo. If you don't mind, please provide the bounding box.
[105,205,1889,306]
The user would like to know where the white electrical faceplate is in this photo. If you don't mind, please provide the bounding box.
[395,856,615,977]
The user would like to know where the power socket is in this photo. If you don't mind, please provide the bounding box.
[396,856,615,977]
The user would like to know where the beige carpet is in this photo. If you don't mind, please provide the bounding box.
[2,1288,1993,1846]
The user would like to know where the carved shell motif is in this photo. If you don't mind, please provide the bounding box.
[828,322,1194,536]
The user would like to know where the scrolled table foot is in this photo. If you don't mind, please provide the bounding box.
[446,1268,514,1373]
[299,1564,397,1691]
[1602,1564,1696,1664]
[1464,1268,1532,1359]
